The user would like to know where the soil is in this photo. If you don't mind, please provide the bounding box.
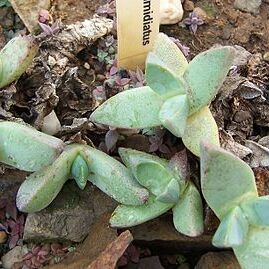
[0,0,269,268]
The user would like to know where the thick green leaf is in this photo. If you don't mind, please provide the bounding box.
[0,35,39,88]
[145,52,186,99]
[81,146,149,206]
[90,86,163,128]
[200,142,258,219]
[0,121,64,171]
[234,226,269,269]
[159,94,189,137]
[241,196,269,227]
[136,162,174,197]
[110,195,173,228]
[182,107,219,157]
[212,206,249,248]
[16,145,81,213]
[71,154,89,190]
[184,46,235,114]
[153,33,188,77]
[172,182,204,237]
[119,148,173,196]
[119,147,169,172]
[156,178,180,204]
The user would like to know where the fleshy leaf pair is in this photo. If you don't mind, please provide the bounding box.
[0,122,148,213]
[90,33,235,156]
[200,142,269,269]
[0,35,39,88]
[110,148,204,237]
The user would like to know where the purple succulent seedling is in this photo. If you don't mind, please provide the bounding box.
[169,37,190,57]
[184,12,204,34]
[96,0,116,18]
[38,21,61,37]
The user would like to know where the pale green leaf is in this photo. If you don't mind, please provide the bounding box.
[241,196,269,227]
[110,195,173,228]
[182,106,219,157]
[71,154,89,190]
[234,226,269,269]
[16,145,82,213]
[156,178,180,204]
[153,33,188,77]
[159,94,189,137]
[145,52,186,99]
[81,146,149,206]
[200,142,258,219]
[0,121,64,172]
[184,46,235,114]
[172,182,204,237]
[212,206,249,248]
[90,86,163,128]
[0,35,39,88]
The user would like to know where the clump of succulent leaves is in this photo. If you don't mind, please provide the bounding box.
[0,121,148,213]
[201,142,269,269]
[110,148,204,237]
[0,34,39,88]
[0,121,202,237]
[90,33,235,156]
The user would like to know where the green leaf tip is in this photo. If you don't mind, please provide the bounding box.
[0,35,39,88]
[0,121,64,171]
[90,86,163,128]
[71,154,89,190]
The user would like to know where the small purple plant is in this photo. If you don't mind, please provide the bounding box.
[169,37,190,57]
[96,0,116,18]
[183,12,204,34]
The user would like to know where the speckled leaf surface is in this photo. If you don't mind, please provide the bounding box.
[110,195,173,228]
[234,227,269,269]
[0,35,39,88]
[90,86,163,128]
[182,107,219,157]
[153,33,188,77]
[172,182,204,237]
[16,145,82,213]
[0,121,64,171]
[81,146,149,206]
[200,142,258,219]
[146,52,186,99]
[185,46,235,114]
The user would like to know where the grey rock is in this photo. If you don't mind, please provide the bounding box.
[195,252,240,269]
[23,181,116,242]
[234,0,262,14]
[1,246,28,269]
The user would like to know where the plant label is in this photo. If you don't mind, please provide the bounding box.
[116,0,160,70]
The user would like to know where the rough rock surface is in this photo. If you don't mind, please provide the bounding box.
[234,0,262,14]
[23,181,117,242]
[195,251,241,269]
[160,0,184,25]
[1,246,28,269]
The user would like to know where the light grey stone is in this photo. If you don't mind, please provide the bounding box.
[234,0,262,14]
[1,246,28,269]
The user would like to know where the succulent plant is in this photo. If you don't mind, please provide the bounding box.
[110,148,204,237]
[0,35,39,88]
[0,121,149,213]
[90,33,235,156]
[200,142,269,269]
[183,12,204,34]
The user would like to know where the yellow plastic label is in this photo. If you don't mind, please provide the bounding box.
[116,0,160,70]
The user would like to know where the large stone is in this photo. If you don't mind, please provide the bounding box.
[195,252,241,269]
[23,181,117,242]
[1,246,28,269]
[234,0,262,14]
[130,215,215,254]
[160,0,184,25]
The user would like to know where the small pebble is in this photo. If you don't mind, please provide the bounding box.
[193,7,210,23]
[160,0,184,25]
[183,0,195,11]
[263,52,269,62]
[0,231,7,244]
